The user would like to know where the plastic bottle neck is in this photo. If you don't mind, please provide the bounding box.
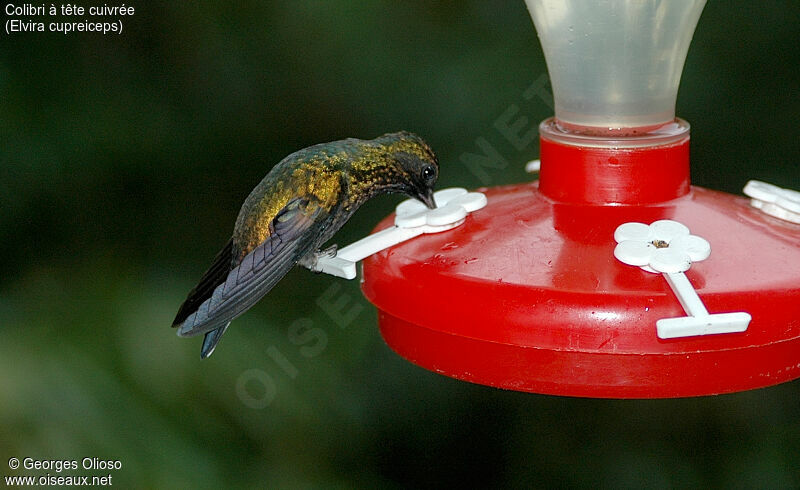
[538,118,691,205]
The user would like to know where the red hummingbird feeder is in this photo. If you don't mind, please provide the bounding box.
[358,0,800,398]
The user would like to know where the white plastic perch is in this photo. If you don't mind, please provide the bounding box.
[614,220,751,339]
[306,188,487,280]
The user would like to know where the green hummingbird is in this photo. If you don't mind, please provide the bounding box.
[173,131,439,358]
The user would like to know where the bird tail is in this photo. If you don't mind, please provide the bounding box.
[201,323,230,359]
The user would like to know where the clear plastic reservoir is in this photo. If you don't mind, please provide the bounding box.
[526,0,706,133]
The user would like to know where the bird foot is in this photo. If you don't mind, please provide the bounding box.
[299,244,338,272]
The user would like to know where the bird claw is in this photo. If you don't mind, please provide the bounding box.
[299,245,338,272]
[320,244,338,258]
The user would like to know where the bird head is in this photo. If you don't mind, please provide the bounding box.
[376,131,439,209]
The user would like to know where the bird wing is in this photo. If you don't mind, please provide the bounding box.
[172,239,234,327]
[175,197,328,338]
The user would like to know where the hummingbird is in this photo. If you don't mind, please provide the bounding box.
[172,131,439,358]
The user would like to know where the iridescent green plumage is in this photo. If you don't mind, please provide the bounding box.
[173,132,439,358]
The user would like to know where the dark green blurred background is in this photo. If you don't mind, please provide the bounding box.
[1,1,798,488]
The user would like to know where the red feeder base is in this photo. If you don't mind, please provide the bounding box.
[361,182,800,398]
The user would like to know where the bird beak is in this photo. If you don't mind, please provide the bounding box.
[418,188,436,209]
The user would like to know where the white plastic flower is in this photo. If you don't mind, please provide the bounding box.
[614,220,711,273]
[395,188,488,229]
[525,159,541,173]
[743,180,800,224]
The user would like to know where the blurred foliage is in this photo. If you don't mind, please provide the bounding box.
[1,1,798,488]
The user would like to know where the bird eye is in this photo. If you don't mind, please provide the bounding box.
[421,165,436,182]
